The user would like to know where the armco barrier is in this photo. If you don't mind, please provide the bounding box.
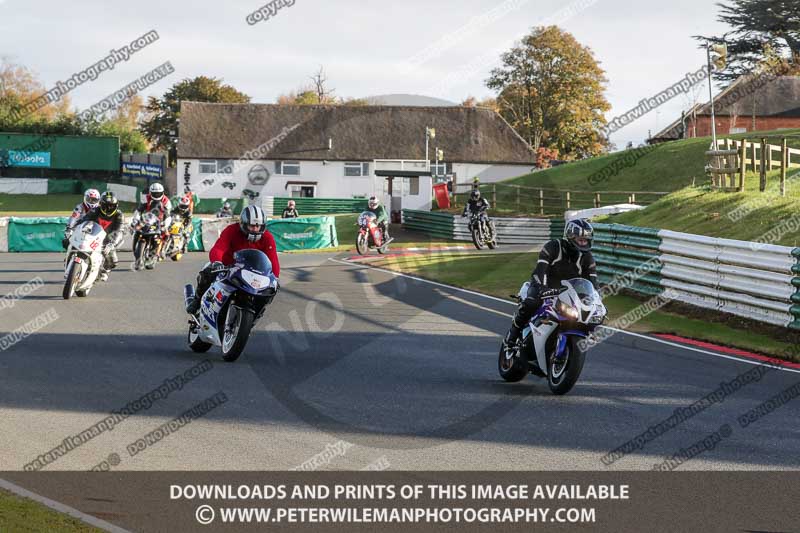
[401,210,455,240]
[593,223,799,328]
[793,248,800,329]
[402,209,564,245]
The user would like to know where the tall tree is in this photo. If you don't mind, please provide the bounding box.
[486,26,610,159]
[0,58,72,125]
[697,0,800,80]
[140,76,250,164]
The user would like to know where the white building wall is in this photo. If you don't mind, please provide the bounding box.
[178,158,529,211]
[178,159,380,200]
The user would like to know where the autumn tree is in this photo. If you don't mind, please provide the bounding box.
[0,58,73,128]
[697,0,800,81]
[486,26,610,159]
[141,76,250,164]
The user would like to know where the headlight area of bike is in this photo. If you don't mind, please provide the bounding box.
[555,299,580,321]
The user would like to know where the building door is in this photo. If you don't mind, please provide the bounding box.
[300,186,315,197]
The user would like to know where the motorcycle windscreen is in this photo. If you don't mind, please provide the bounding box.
[233,249,273,275]
[80,222,105,236]
[563,278,599,302]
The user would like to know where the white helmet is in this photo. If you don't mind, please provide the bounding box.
[149,182,165,200]
[368,195,379,209]
[240,205,266,242]
[84,189,101,208]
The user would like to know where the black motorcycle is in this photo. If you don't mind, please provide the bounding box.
[467,211,497,250]
[132,210,163,271]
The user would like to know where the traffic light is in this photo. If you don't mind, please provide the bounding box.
[711,43,727,70]
[436,149,444,161]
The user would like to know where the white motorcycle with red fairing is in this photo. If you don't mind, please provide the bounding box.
[63,221,106,299]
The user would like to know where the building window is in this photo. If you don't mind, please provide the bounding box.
[199,160,217,174]
[217,160,234,174]
[430,162,446,177]
[288,184,315,197]
[409,177,420,196]
[344,162,369,177]
[199,160,234,174]
[275,161,300,175]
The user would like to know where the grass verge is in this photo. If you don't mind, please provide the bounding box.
[0,487,102,532]
[598,180,800,247]
[368,252,799,361]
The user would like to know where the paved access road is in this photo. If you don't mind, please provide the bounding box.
[0,251,798,471]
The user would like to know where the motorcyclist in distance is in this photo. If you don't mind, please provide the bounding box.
[366,195,390,241]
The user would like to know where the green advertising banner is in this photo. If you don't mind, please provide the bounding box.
[267,216,338,251]
[8,217,68,252]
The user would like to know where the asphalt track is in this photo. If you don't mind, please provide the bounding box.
[0,250,799,473]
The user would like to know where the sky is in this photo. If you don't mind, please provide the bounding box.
[1,0,732,150]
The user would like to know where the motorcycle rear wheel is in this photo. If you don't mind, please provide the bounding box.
[498,341,527,382]
[188,327,213,353]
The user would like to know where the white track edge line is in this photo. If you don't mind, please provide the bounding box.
[328,257,800,375]
[0,477,132,533]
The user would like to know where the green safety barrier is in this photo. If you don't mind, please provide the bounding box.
[187,217,204,252]
[266,216,338,251]
[7,216,69,252]
[549,219,565,241]
[273,197,368,216]
[401,209,455,240]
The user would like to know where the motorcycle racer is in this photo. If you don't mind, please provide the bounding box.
[186,205,280,314]
[74,191,124,282]
[503,219,598,348]
[63,188,101,248]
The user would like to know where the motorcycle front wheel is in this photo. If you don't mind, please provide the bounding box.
[471,227,485,250]
[548,336,586,395]
[62,260,81,300]
[134,240,146,270]
[221,305,255,362]
[356,232,369,255]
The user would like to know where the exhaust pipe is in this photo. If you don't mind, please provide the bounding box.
[184,284,195,312]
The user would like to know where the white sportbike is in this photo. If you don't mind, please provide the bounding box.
[63,221,106,299]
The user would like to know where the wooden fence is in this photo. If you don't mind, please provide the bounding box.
[453,183,668,216]
[707,137,800,195]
